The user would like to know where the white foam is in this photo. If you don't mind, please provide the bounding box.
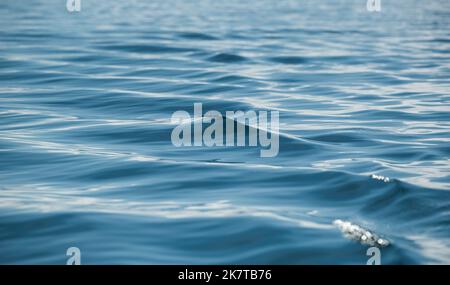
[333,219,390,247]
[371,174,390,183]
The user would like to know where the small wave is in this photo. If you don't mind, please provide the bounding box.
[207,53,248,63]
[177,32,219,41]
[268,56,309,65]
[96,43,198,54]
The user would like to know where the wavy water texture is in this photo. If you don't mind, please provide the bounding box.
[0,0,450,264]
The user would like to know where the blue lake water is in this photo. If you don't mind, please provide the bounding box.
[0,0,449,264]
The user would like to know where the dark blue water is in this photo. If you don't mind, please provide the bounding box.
[1,0,450,264]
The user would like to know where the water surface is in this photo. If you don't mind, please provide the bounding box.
[0,0,450,264]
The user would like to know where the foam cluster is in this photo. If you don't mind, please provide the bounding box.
[333,219,390,247]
